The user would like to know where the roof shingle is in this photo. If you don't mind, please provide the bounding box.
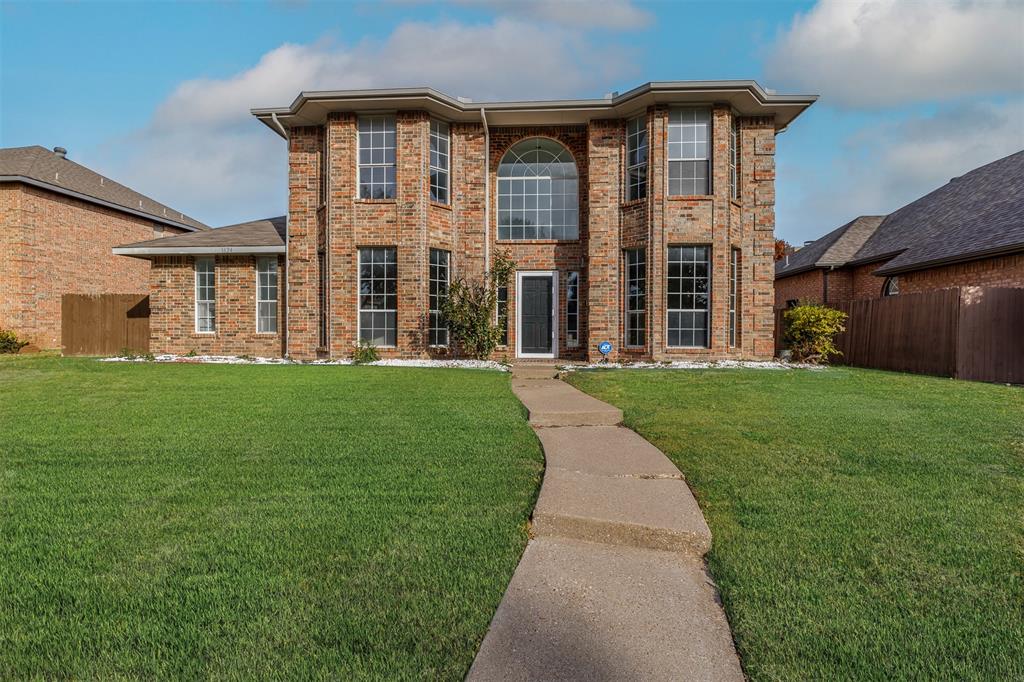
[113,216,285,255]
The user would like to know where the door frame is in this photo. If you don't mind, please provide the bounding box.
[515,270,558,359]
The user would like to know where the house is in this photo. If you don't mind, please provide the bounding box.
[115,81,816,361]
[0,146,207,348]
[776,151,1024,308]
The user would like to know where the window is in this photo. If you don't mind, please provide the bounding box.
[729,248,739,347]
[318,251,329,348]
[194,257,215,333]
[566,271,580,347]
[429,120,450,204]
[668,108,711,196]
[358,247,397,346]
[497,285,509,346]
[257,257,278,333]
[668,246,710,347]
[319,128,329,205]
[358,116,396,199]
[497,138,578,240]
[729,117,740,200]
[626,116,648,201]
[625,249,646,347]
[429,249,449,346]
[883,276,900,296]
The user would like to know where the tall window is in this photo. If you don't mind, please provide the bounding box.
[497,285,509,346]
[429,120,450,204]
[318,251,328,348]
[497,138,578,240]
[668,246,710,347]
[668,108,711,196]
[729,117,740,200]
[358,116,396,199]
[729,248,739,347]
[428,249,449,346]
[566,271,580,347]
[625,249,646,347]
[319,128,329,205]
[626,116,648,201]
[194,257,215,333]
[358,247,397,346]
[257,257,278,333]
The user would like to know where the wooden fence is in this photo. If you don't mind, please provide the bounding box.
[776,287,1024,384]
[61,294,150,356]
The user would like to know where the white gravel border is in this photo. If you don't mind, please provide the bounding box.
[99,354,508,371]
[561,359,825,371]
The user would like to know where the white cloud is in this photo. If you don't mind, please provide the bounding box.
[779,99,1024,243]
[95,17,638,226]
[456,0,652,30]
[766,0,1024,107]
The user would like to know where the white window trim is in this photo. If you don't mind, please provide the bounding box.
[357,247,397,348]
[356,115,397,201]
[667,107,712,196]
[566,271,580,348]
[666,245,712,349]
[256,257,278,334]
[194,256,215,334]
[515,270,558,360]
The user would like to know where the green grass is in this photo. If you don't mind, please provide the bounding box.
[0,356,543,680]
[566,367,1024,681]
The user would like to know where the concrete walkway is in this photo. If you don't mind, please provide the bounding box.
[467,365,743,682]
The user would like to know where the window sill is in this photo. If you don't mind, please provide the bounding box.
[356,198,397,205]
[255,333,279,337]
[429,201,452,211]
[495,239,580,245]
[620,198,646,209]
[666,195,713,202]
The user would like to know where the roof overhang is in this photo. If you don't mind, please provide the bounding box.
[252,81,818,137]
[112,245,286,259]
[873,243,1024,276]
[0,175,204,232]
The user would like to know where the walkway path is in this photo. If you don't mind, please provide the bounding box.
[467,365,743,681]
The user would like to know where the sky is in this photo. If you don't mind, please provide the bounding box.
[1,0,1022,243]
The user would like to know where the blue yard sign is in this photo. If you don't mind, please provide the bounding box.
[598,341,613,355]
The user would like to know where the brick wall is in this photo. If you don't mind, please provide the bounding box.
[774,269,824,308]
[899,253,1024,293]
[149,255,284,357]
[0,182,186,349]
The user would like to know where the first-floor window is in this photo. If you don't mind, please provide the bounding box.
[729,248,739,347]
[625,249,646,347]
[359,247,397,346]
[257,257,278,333]
[429,249,450,346]
[668,246,710,347]
[318,251,328,347]
[195,256,215,333]
[566,271,580,347]
[497,285,509,346]
[883,276,900,296]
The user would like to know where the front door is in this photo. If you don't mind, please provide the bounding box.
[519,274,555,357]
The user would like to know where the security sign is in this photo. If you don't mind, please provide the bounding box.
[598,341,613,355]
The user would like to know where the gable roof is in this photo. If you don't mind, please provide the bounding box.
[858,150,1024,275]
[775,216,885,278]
[113,216,285,257]
[0,146,207,232]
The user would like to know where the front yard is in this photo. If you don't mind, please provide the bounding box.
[567,367,1024,680]
[0,356,542,679]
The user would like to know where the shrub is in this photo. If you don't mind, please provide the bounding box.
[352,339,380,364]
[441,252,516,360]
[0,329,28,354]
[783,303,847,363]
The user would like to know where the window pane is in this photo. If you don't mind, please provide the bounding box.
[358,247,397,346]
[357,116,396,200]
[667,246,711,347]
[496,138,578,240]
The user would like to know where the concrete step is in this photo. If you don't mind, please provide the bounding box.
[466,536,743,682]
[532,468,712,556]
[535,425,682,478]
[510,364,560,380]
[511,379,622,427]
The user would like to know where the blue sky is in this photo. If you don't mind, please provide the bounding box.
[2,0,1022,242]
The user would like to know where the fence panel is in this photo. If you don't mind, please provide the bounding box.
[956,287,1024,384]
[61,294,150,356]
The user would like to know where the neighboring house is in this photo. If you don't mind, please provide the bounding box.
[116,81,816,361]
[776,151,1024,308]
[0,146,207,348]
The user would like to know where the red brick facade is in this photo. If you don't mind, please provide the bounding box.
[0,182,186,349]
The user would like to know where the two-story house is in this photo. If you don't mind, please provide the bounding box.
[115,81,816,361]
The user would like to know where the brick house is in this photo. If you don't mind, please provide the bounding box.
[1,146,207,348]
[776,151,1024,308]
[117,81,816,361]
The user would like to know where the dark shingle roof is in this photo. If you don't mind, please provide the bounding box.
[113,216,285,256]
[775,216,885,278]
[858,150,1024,274]
[0,145,207,231]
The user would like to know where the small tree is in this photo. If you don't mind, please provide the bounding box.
[784,303,847,363]
[441,252,515,360]
[774,239,794,262]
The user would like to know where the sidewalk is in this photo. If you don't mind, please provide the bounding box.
[467,365,743,681]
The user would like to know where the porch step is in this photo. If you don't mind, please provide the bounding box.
[510,364,560,380]
[511,378,622,427]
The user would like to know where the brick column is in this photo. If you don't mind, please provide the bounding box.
[747,117,777,359]
[286,126,323,360]
[586,119,622,361]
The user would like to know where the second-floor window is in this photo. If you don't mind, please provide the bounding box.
[626,116,648,201]
[430,120,450,204]
[668,107,711,196]
[497,138,579,240]
[358,116,396,200]
[729,117,740,200]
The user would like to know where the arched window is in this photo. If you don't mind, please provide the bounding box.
[882,276,900,296]
[497,138,578,240]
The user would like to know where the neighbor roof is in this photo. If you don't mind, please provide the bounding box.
[775,216,886,278]
[0,146,207,232]
[113,216,285,257]
[253,81,817,135]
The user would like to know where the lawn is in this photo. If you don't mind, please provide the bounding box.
[0,355,543,680]
[567,367,1024,681]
